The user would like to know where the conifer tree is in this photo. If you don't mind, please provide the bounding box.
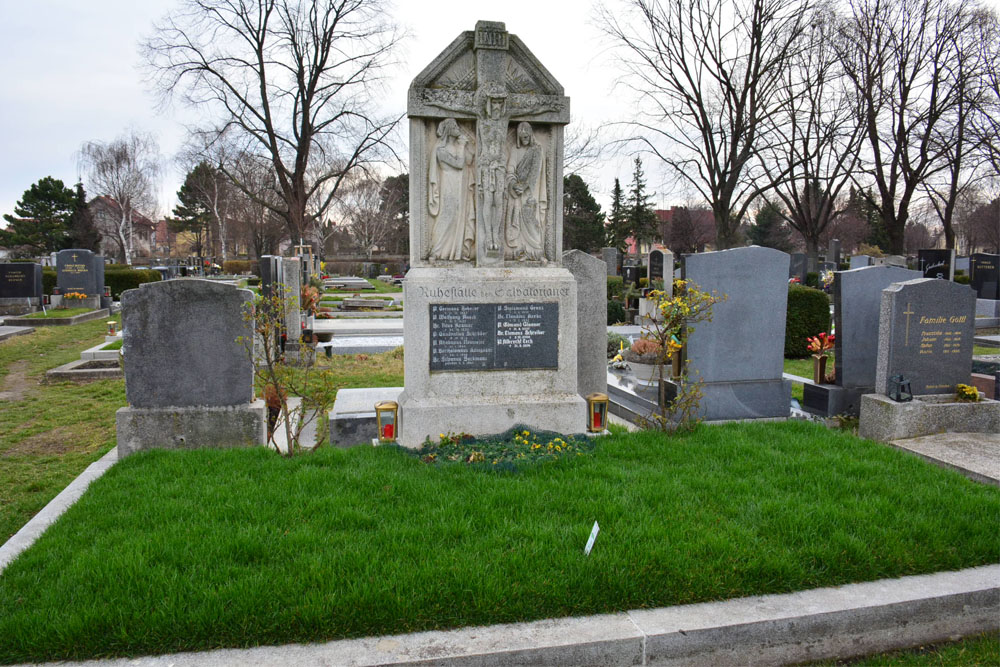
[0,176,75,255]
[68,182,102,251]
[626,157,658,246]
[746,201,793,252]
[563,174,605,253]
[605,178,629,255]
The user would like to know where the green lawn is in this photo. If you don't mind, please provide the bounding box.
[809,631,999,666]
[0,420,997,664]
[101,340,123,351]
[973,345,998,356]
[21,307,95,319]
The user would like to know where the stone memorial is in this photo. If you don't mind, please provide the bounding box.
[971,253,998,300]
[56,249,104,297]
[116,280,264,457]
[397,21,586,447]
[829,239,841,267]
[563,249,607,401]
[0,263,43,315]
[679,246,791,420]
[874,278,976,395]
[259,255,283,299]
[281,257,302,355]
[789,253,808,281]
[647,248,672,285]
[803,265,920,416]
[918,248,955,281]
[849,255,871,270]
[602,247,619,277]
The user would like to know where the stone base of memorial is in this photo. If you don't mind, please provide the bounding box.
[858,393,1000,442]
[396,267,587,448]
[5,308,110,326]
[802,384,867,417]
[669,378,792,422]
[0,297,40,316]
[116,402,267,457]
[51,295,102,310]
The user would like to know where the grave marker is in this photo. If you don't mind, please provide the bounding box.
[971,253,999,300]
[918,248,955,281]
[56,249,104,296]
[0,263,43,315]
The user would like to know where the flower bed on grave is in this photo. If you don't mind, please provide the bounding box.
[408,425,593,471]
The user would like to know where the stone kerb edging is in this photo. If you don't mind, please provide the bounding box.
[13,564,998,666]
[3,308,110,327]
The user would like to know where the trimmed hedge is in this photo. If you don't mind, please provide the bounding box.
[105,269,162,299]
[223,260,252,274]
[607,300,626,325]
[42,268,56,296]
[955,274,971,285]
[785,285,831,358]
[607,276,625,302]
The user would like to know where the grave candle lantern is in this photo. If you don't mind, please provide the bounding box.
[887,375,913,402]
[104,286,111,297]
[586,392,609,432]
[107,321,117,335]
[375,400,398,442]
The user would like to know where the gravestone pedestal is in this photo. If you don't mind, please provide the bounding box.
[397,267,586,447]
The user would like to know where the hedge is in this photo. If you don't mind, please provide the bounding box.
[785,284,831,358]
[42,268,56,296]
[223,260,252,274]
[105,269,162,299]
[607,276,625,302]
[607,300,626,325]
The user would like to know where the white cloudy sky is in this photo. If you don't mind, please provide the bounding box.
[0,0,640,223]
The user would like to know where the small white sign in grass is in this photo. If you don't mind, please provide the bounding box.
[584,521,600,556]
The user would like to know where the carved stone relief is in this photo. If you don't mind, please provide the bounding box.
[504,122,548,263]
[426,118,476,262]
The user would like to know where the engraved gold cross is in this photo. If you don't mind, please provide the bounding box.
[903,303,915,346]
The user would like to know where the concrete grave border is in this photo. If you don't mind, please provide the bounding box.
[3,308,110,327]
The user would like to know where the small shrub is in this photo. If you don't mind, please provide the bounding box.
[785,285,831,358]
[246,277,261,286]
[631,337,662,356]
[805,272,819,288]
[607,300,626,325]
[42,268,56,295]
[955,274,971,285]
[223,260,251,274]
[639,277,649,288]
[607,332,630,358]
[607,276,625,301]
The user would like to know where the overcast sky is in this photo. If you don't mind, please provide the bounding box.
[0,0,640,224]
[2,0,998,225]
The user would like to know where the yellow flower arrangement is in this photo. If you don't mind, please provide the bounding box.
[956,384,980,402]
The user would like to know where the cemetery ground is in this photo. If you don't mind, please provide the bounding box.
[1,313,998,664]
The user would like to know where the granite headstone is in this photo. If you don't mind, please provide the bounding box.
[602,247,620,277]
[971,253,999,300]
[789,253,808,281]
[918,248,955,281]
[56,249,104,296]
[849,255,871,270]
[647,248,673,284]
[829,239,841,267]
[564,249,608,401]
[874,278,976,395]
[0,263,42,299]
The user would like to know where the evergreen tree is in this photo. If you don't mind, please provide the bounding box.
[850,187,889,253]
[167,170,213,257]
[626,157,658,246]
[0,176,75,255]
[379,174,409,255]
[562,174,605,253]
[68,182,101,251]
[605,177,629,253]
[746,200,793,252]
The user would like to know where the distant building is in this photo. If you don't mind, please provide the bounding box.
[89,196,158,263]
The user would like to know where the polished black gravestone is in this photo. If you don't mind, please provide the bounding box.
[917,248,955,281]
[56,249,104,296]
[429,302,558,371]
[647,248,673,284]
[0,263,42,298]
[971,253,999,300]
[789,253,808,281]
[874,278,976,395]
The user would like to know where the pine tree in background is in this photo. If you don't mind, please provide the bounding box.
[68,182,101,251]
[167,170,213,257]
[746,200,793,252]
[0,176,75,256]
[626,157,658,247]
[606,178,629,255]
[563,174,605,253]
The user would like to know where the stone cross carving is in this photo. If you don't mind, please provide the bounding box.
[409,21,571,268]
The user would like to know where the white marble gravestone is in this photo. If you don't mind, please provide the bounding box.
[397,21,586,447]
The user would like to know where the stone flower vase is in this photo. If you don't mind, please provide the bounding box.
[812,354,828,385]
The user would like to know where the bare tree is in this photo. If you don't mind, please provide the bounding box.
[837,0,985,254]
[599,0,812,249]
[337,175,394,260]
[228,153,287,260]
[79,131,160,265]
[759,4,864,271]
[143,0,403,246]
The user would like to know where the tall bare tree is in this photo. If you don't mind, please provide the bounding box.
[228,153,288,260]
[337,175,394,260]
[143,0,403,246]
[79,131,160,265]
[837,0,986,254]
[759,5,864,270]
[599,0,812,248]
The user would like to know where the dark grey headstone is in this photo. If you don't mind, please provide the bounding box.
[918,248,955,281]
[0,263,42,298]
[875,278,976,395]
[121,280,254,408]
[259,255,283,299]
[834,265,922,391]
[849,255,871,270]
[683,247,788,384]
[971,253,999,300]
[830,239,841,266]
[789,253,808,281]
[622,265,641,287]
[56,249,104,296]
[564,249,608,400]
[601,247,619,277]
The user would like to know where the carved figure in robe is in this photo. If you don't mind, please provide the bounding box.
[475,83,510,254]
[427,118,475,261]
[504,122,547,262]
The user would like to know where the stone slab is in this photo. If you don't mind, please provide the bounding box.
[801,382,865,417]
[3,308,109,327]
[0,297,40,317]
[316,336,404,356]
[121,280,253,408]
[859,393,1000,442]
[687,379,791,421]
[45,358,122,381]
[328,387,404,447]
[564,249,608,400]
[115,401,266,458]
[0,448,119,576]
[0,325,34,342]
[80,342,121,361]
[21,565,999,667]
[312,318,403,336]
[888,432,1000,486]
[602,247,620,276]
[971,253,999,300]
[977,298,1000,318]
[918,248,956,280]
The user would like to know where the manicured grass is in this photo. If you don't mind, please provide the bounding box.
[0,316,124,543]
[810,631,999,665]
[0,421,997,664]
[973,345,998,356]
[783,355,835,403]
[101,340,123,351]
[365,278,402,293]
[21,307,95,319]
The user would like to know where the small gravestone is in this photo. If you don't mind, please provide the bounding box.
[647,248,672,284]
[849,255,871,270]
[874,278,975,395]
[681,246,790,420]
[918,248,955,281]
[789,253,808,281]
[564,249,608,401]
[0,263,43,315]
[116,280,264,457]
[259,255,283,299]
[56,249,104,296]
[971,253,999,300]
[829,239,841,267]
[602,247,619,276]
[281,257,302,355]
[622,264,641,287]
[804,265,921,416]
